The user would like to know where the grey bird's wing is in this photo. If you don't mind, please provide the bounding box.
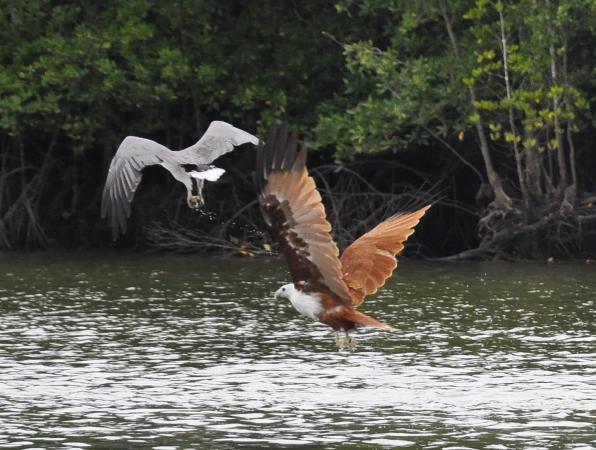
[177,121,259,164]
[101,136,173,240]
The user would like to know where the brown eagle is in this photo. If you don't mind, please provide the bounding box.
[256,123,430,349]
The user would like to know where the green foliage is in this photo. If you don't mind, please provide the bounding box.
[0,0,350,153]
[315,0,596,176]
[314,0,469,161]
[464,0,590,157]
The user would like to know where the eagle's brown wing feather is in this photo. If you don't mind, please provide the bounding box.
[340,205,430,306]
[257,125,352,304]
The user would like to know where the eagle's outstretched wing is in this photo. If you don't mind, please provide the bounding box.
[256,123,352,304]
[340,205,430,306]
[179,121,259,164]
[101,137,172,240]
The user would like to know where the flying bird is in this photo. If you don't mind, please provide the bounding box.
[256,123,430,350]
[102,121,259,240]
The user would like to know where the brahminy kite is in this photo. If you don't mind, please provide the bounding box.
[256,123,430,349]
[102,121,258,240]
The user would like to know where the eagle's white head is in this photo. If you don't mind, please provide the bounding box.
[274,283,295,300]
[273,282,323,320]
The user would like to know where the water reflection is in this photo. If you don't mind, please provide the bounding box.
[0,254,595,449]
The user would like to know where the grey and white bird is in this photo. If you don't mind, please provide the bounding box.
[101,120,258,240]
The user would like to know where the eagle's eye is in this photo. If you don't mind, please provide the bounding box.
[282,287,286,291]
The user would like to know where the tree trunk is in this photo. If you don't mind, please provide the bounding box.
[499,9,528,202]
[524,133,543,199]
[438,0,511,206]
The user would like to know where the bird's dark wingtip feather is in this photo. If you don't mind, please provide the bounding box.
[281,131,299,172]
[255,138,266,193]
[272,123,289,171]
[116,202,127,236]
[110,206,119,241]
[292,145,307,172]
[256,122,306,193]
[264,124,280,179]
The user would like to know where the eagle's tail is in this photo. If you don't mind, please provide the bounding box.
[343,310,396,331]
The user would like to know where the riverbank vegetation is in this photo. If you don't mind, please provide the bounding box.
[2,0,596,259]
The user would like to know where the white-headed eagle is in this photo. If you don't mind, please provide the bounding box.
[102,121,258,240]
[256,123,430,349]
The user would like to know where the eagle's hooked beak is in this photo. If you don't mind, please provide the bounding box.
[273,288,282,298]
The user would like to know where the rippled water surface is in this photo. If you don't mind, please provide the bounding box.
[0,253,595,449]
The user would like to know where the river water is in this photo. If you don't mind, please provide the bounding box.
[0,253,594,449]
